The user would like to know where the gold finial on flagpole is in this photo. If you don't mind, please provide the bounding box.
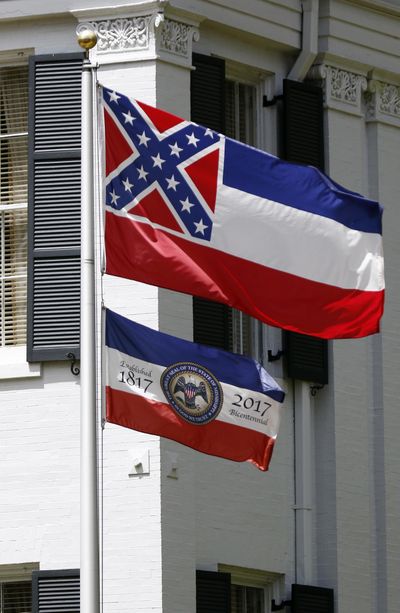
[77,26,97,50]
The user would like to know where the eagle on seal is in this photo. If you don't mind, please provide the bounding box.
[173,375,208,410]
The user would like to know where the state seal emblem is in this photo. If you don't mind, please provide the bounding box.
[161,362,223,425]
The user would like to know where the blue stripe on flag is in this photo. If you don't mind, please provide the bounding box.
[223,138,382,234]
[105,309,285,402]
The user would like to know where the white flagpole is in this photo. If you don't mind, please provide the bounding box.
[294,380,313,584]
[77,27,100,613]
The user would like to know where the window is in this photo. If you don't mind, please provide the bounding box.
[225,79,257,357]
[0,66,28,347]
[197,566,284,613]
[191,53,262,357]
[0,581,31,613]
[0,564,37,613]
[225,80,256,147]
[231,584,264,613]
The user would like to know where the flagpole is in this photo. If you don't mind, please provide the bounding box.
[77,27,100,613]
[294,380,313,584]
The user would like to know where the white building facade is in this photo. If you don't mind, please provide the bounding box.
[0,0,399,612]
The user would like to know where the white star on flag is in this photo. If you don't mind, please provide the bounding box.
[186,132,200,147]
[194,219,208,235]
[109,91,121,103]
[137,165,149,181]
[122,111,135,125]
[110,189,120,205]
[122,177,134,192]
[166,175,180,191]
[137,131,151,147]
[180,197,195,213]
[169,141,183,157]
[151,153,166,169]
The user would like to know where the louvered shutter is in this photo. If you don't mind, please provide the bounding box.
[32,569,80,613]
[291,583,334,613]
[196,570,231,613]
[193,297,232,349]
[282,79,328,384]
[27,54,83,362]
[282,79,324,167]
[191,53,225,133]
[284,331,328,384]
[191,54,232,350]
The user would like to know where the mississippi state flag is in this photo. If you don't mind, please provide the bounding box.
[102,86,384,339]
[105,309,285,471]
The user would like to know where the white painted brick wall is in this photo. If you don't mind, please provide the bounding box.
[0,365,80,569]
[324,107,375,612]
[368,122,400,613]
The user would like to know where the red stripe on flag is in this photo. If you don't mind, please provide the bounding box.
[106,386,276,471]
[105,212,384,339]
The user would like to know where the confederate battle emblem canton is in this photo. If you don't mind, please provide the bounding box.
[161,362,223,425]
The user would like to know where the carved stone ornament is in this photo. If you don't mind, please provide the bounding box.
[87,14,163,54]
[365,80,400,125]
[158,18,199,58]
[80,13,163,64]
[95,17,152,51]
[330,67,367,105]
[308,65,367,115]
[380,83,400,116]
[82,13,199,66]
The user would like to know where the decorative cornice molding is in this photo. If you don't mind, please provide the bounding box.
[307,64,400,127]
[95,15,159,52]
[366,80,400,125]
[308,64,367,115]
[309,64,400,125]
[158,18,199,61]
[379,83,400,116]
[79,13,162,64]
[329,67,367,107]
[78,12,199,67]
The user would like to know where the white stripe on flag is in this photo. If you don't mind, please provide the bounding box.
[212,182,384,292]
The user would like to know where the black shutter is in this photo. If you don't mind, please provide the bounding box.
[291,584,334,613]
[193,297,232,349]
[27,54,83,362]
[284,332,328,384]
[32,569,80,613]
[191,54,231,350]
[196,570,231,613]
[282,79,324,168]
[191,53,225,133]
[282,79,328,384]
